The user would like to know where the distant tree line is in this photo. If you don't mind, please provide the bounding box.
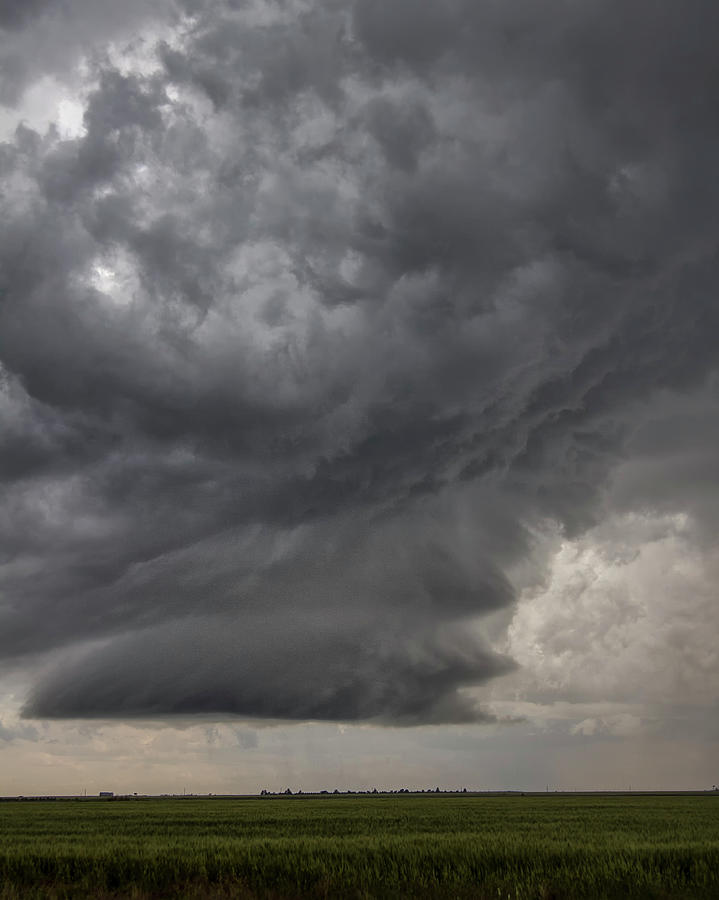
[259,787,470,796]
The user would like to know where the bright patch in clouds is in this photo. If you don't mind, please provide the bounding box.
[88,249,140,308]
[56,97,85,139]
[0,76,86,141]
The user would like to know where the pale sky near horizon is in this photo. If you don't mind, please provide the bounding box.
[1,0,719,796]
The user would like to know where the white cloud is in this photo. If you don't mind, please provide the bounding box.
[492,510,719,725]
[0,76,86,141]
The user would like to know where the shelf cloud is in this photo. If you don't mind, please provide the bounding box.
[2,0,718,725]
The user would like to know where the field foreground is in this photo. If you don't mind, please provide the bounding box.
[1,794,718,898]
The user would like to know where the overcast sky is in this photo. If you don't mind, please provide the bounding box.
[1,0,718,795]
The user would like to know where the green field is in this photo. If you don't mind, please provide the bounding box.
[1,794,718,898]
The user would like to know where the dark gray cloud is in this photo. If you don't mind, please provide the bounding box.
[0,0,52,32]
[1,0,718,723]
[26,615,512,723]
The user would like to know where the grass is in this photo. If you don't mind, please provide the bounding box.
[1,794,718,898]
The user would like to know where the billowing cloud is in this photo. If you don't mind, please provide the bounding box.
[1,0,718,725]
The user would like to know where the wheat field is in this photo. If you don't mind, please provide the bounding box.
[1,793,718,898]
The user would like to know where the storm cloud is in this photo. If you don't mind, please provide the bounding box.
[1,0,718,724]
